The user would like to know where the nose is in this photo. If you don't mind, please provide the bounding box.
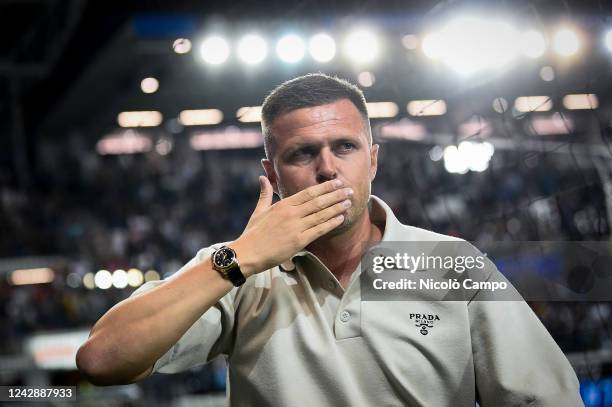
[315,148,338,183]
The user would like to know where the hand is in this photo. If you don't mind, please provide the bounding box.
[231,176,353,277]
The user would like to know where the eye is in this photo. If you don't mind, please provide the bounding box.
[338,142,356,152]
[291,147,316,160]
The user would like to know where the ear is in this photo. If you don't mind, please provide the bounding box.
[369,144,379,181]
[261,158,280,196]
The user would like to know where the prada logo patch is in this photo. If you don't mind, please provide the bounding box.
[409,313,440,335]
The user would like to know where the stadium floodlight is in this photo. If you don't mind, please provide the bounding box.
[422,17,520,75]
[344,29,380,64]
[238,34,267,65]
[379,120,426,141]
[144,270,161,282]
[422,32,444,59]
[514,96,553,112]
[520,30,547,58]
[236,106,262,123]
[200,36,230,65]
[112,269,128,289]
[83,273,95,290]
[309,33,336,62]
[358,71,375,87]
[127,269,144,287]
[179,109,224,126]
[605,30,612,52]
[277,34,305,63]
[94,270,112,289]
[365,102,398,118]
[173,38,192,54]
[190,129,263,151]
[117,111,162,128]
[444,141,494,174]
[529,113,574,136]
[140,77,159,94]
[553,28,580,57]
[443,145,468,174]
[562,94,599,110]
[407,100,447,116]
[9,268,55,285]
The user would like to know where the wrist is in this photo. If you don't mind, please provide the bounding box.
[228,239,260,278]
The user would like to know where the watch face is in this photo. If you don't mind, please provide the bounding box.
[213,248,235,268]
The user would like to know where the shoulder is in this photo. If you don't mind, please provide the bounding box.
[393,222,465,243]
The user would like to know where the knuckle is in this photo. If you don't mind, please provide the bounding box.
[314,197,326,210]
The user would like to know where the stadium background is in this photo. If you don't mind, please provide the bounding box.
[1,0,611,405]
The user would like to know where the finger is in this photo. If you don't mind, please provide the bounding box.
[287,179,344,206]
[301,214,345,243]
[253,176,273,215]
[298,187,353,217]
[302,199,352,229]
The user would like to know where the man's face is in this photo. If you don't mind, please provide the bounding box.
[262,99,379,234]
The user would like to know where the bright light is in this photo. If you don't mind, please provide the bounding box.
[458,116,491,138]
[492,97,509,114]
[156,138,173,155]
[179,109,224,126]
[190,128,263,150]
[443,146,468,174]
[358,71,375,87]
[9,268,55,285]
[112,269,128,289]
[514,96,553,112]
[562,94,598,110]
[144,270,160,282]
[407,100,447,116]
[173,38,192,54]
[94,270,112,289]
[117,111,163,128]
[236,106,262,123]
[520,30,546,58]
[380,119,426,141]
[309,33,336,62]
[96,130,153,155]
[276,35,305,63]
[366,102,398,118]
[200,36,230,65]
[429,146,443,161]
[553,29,579,56]
[444,141,494,174]
[422,17,520,75]
[422,32,444,59]
[606,30,612,52]
[238,34,267,65]
[141,77,159,94]
[127,268,144,287]
[529,113,574,135]
[539,66,555,81]
[66,273,81,288]
[402,34,419,50]
[83,273,95,290]
[344,29,380,64]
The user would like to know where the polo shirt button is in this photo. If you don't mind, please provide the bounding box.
[340,310,351,322]
[327,279,335,290]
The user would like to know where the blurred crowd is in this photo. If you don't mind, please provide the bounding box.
[1,133,611,378]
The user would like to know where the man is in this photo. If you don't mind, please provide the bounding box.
[76,74,583,406]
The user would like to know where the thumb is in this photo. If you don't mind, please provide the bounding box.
[254,175,273,213]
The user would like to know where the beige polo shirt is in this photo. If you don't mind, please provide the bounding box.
[132,196,583,406]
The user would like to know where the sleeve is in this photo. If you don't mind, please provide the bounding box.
[130,245,238,374]
[469,264,583,406]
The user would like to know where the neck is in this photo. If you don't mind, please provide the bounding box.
[306,205,383,287]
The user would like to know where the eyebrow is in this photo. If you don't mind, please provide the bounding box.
[283,135,362,153]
